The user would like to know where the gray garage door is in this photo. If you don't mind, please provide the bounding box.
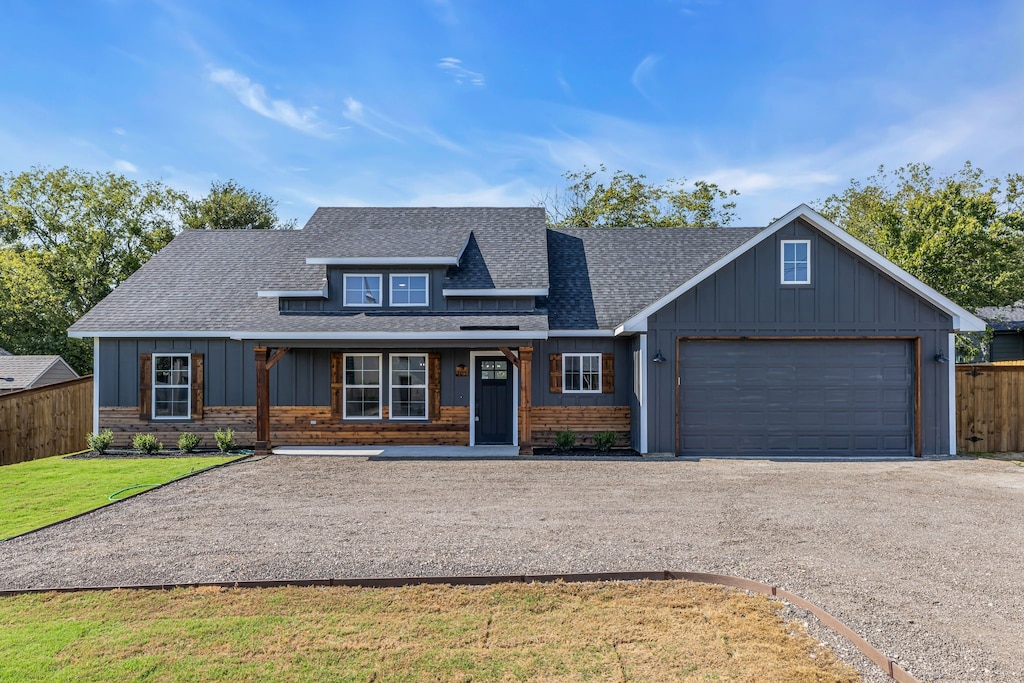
[679,339,914,457]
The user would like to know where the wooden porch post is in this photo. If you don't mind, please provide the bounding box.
[519,347,533,455]
[254,346,270,454]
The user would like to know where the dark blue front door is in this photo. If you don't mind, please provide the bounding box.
[475,358,512,444]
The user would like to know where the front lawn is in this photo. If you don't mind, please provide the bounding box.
[0,454,238,540]
[0,581,859,682]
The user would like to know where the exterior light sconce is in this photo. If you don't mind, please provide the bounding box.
[934,352,949,364]
[652,351,667,364]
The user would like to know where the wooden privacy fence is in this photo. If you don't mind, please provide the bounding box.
[0,376,92,466]
[956,364,1024,453]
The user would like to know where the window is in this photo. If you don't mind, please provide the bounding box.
[153,354,189,419]
[563,353,601,393]
[390,354,428,419]
[390,274,429,307]
[343,354,381,419]
[781,240,811,284]
[343,274,382,307]
[480,359,508,380]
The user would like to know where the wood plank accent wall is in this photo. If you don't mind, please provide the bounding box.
[530,406,631,448]
[0,377,93,466]
[100,406,257,449]
[956,364,1024,453]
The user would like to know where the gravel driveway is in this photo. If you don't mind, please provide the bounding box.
[2,455,1022,682]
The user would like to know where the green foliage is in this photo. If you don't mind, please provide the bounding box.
[181,180,297,231]
[593,430,619,452]
[0,167,183,373]
[818,162,1024,311]
[554,429,577,451]
[132,434,162,455]
[214,428,237,453]
[86,429,114,454]
[544,165,738,228]
[177,432,203,453]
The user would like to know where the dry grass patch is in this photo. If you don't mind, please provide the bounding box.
[0,580,860,682]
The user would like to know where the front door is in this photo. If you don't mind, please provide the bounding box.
[475,357,513,444]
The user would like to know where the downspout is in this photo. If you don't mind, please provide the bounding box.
[93,337,100,435]
[639,333,649,454]
[948,332,957,455]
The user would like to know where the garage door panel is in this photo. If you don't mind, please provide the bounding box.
[679,339,913,457]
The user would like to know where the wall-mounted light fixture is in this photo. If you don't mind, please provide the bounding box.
[652,350,667,363]
[934,352,949,364]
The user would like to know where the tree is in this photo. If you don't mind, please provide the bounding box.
[543,165,739,228]
[818,162,1024,312]
[181,180,297,230]
[0,167,183,373]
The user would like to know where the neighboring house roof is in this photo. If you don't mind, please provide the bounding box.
[0,347,11,356]
[977,304,1024,331]
[0,355,78,391]
[546,226,763,330]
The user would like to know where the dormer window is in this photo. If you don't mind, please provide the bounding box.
[390,274,429,307]
[343,274,382,307]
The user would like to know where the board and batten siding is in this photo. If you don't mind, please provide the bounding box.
[530,337,633,407]
[645,218,955,455]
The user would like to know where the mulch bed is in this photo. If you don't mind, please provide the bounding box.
[66,449,247,460]
[532,448,640,457]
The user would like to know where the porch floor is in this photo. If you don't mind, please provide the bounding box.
[271,445,520,458]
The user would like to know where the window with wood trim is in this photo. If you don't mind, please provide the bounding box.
[563,353,601,393]
[343,353,381,419]
[390,354,428,419]
[153,354,190,419]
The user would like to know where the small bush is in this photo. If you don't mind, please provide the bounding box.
[86,429,114,454]
[554,429,577,451]
[594,430,619,452]
[214,428,236,453]
[132,433,163,455]
[177,432,203,453]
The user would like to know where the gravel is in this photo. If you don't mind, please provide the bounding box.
[1,455,1021,682]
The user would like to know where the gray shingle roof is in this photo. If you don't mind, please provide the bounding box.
[0,356,77,390]
[546,227,764,330]
[977,304,1024,331]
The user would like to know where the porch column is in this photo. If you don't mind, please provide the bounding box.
[254,346,270,454]
[519,347,533,455]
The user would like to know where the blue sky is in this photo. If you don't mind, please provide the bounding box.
[1,0,1022,225]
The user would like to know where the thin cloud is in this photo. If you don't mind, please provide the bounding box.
[631,54,661,102]
[342,97,401,141]
[112,127,126,136]
[342,96,464,152]
[438,57,485,86]
[208,67,330,138]
[113,159,139,173]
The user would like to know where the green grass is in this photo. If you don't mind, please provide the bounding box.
[0,582,860,682]
[0,454,237,539]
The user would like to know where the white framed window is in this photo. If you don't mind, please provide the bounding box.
[563,353,601,393]
[343,274,382,307]
[390,354,428,420]
[343,353,381,419]
[390,274,429,307]
[153,353,190,419]
[781,240,811,284]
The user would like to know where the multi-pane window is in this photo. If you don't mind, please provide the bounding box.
[390,354,428,419]
[563,353,601,393]
[390,274,429,306]
[153,354,190,418]
[480,359,508,380]
[344,274,382,306]
[344,354,381,419]
[781,240,811,284]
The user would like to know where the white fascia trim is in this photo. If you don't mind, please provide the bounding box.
[306,256,459,266]
[547,329,614,337]
[442,288,549,297]
[257,284,328,298]
[615,203,987,333]
[70,330,549,341]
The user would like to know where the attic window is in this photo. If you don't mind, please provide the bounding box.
[390,274,429,307]
[343,274,382,307]
[781,240,811,284]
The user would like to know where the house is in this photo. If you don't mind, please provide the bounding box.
[975,304,1024,362]
[0,354,79,394]
[68,204,984,457]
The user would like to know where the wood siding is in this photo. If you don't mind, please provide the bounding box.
[0,377,93,466]
[529,406,630,448]
[956,364,1024,453]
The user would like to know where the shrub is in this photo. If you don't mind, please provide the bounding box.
[86,429,114,454]
[177,432,203,453]
[214,428,236,453]
[594,430,619,452]
[554,429,577,451]
[132,433,162,455]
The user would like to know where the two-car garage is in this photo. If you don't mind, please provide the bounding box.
[677,339,917,457]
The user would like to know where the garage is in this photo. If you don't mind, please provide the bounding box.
[678,339,916,457]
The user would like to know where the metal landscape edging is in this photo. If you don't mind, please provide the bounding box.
[0,569,919,682]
